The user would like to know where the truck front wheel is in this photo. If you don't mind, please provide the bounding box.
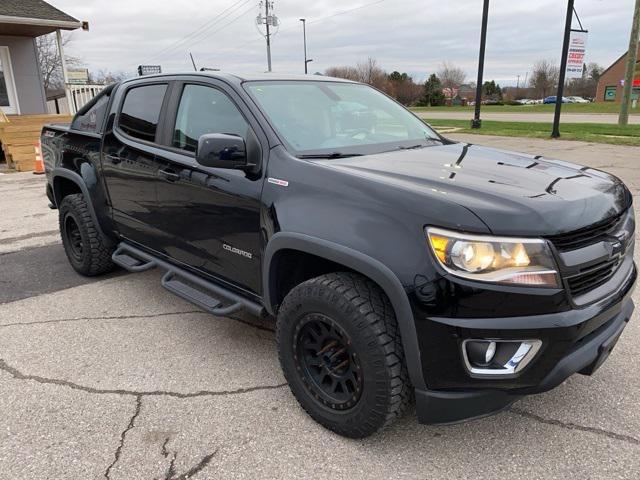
[276,272,412,438]
[59,193,115,276]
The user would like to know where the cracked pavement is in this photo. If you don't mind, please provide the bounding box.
[1,136,640,479]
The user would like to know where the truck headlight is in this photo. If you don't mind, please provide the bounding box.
[426,227,559,287]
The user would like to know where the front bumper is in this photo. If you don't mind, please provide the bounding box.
[414,263,636,425]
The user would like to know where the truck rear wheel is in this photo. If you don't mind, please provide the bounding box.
[276,272,412,438]
[59,193,115,276]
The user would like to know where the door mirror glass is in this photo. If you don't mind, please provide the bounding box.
[196,133,247,169]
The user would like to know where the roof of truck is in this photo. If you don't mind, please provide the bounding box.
[125,72,356,85]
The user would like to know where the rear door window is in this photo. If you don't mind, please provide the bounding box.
[118,84,167,142]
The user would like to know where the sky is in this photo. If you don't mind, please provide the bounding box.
[51,0,637,86]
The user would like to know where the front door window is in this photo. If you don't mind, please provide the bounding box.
[0,47,19,115]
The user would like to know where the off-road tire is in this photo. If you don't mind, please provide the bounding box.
[276,272,413,438]
[59,193,115,276]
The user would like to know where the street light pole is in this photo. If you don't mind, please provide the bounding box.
[472,0,489,129]
[300,18,308,74]
[551,0,575,138]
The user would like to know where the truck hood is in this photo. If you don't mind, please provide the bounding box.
[317,142,631,236]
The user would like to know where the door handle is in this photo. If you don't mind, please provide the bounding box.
[105,154,122,165]
[159,169,180,182]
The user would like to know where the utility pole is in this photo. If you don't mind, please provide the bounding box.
[300,18,313,74]
[265,0,272,72]
[472,0,489,129]
[257,2,278,72]
[516,74,520,89]
[619,0,640,126]
[551,0,575,138]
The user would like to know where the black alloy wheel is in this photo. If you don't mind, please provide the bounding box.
[277,272,412,438]
[64,214,83,261]
[58,193,115,276]
[294,313,363,410]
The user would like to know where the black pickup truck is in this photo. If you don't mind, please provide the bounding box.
[41,73,636,438]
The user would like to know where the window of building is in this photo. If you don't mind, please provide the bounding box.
[604,86,617,102]
[119,84,167,142]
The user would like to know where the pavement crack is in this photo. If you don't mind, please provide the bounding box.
[0,310,204,328]
[172,449,218,480]
[0,311,275,334]
[161,437,171,458]
[158,437,217,480]
[104,395,143,480]
[509,407,640,446]
[165,451,177,480]
[0,358,287,399]
[225,314,275,333]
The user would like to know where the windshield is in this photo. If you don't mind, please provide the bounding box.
[244,80,441,157]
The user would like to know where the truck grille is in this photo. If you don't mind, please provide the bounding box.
[566,257,623,297]
[546,214,623,251]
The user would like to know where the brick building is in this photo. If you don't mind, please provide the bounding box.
[595,44,640,103]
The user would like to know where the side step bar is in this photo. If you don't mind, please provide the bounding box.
[112,242,263,317]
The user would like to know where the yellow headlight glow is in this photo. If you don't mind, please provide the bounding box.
[429,235,449,264]
[426,227,559,288]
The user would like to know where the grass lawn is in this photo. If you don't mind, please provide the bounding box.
[424,119,640,146]
[411,103,640,115]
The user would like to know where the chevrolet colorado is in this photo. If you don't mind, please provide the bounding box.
[41,73,636,438]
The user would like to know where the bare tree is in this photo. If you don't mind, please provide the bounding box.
[89,69,130,85]
[438,62,466,93]
[530,59,559,99]
[586,62,604,83]
[355,58,387,88]
[325,66,360,81]
[326,58,388,91]
[35,32,80,91]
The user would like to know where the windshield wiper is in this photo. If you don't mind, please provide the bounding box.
[298,152,364,159]
[396,144,427,150]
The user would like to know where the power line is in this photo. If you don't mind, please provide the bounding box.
[304,0,388,27]
[212,0,389,60]
[141,0,253,64]
[142,0,250,63]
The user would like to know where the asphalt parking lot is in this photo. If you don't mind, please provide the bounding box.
[1,135,639,479]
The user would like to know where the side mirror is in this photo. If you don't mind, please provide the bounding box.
[196,133,248,169]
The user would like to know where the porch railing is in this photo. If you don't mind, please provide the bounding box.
[65,84,106,114]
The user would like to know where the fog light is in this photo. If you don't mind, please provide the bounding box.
[462,339,542,377]
[465,340,497,367]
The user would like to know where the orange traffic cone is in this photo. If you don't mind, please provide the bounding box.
[33,141,45,175]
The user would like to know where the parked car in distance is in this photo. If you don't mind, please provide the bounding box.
[41,72,636,439]
[567,96,591,104]
[543,96,570,104]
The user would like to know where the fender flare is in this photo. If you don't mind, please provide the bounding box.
[51,167,111,243]
[263,232,426,390]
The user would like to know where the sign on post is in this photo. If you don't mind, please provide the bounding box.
[565,31,588,79]
[67,68,89,85]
